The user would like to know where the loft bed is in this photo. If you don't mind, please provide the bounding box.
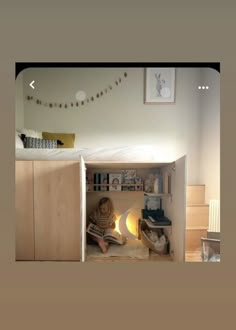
[15,130,186,262]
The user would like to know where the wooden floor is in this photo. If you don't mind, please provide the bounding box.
[86,250,203,262]
[86,249,173,262]
[185,250,202,262]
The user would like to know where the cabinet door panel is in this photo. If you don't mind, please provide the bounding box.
[34,161,81,260]
[172,156,187,262]
[15,161,34,260]
[80,156,86,262]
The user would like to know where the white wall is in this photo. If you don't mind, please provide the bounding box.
[15,67,219,187]
[199,68,220,202]
[174,68,201,184]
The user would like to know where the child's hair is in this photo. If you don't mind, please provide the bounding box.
[95,197,114,217]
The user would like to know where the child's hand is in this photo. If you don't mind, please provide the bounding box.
[110,222,116,229]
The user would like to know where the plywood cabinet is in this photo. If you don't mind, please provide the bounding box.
[15,160,84,261]
[15,161,34,260]
[34,161,81,260]
[16,155,186,262]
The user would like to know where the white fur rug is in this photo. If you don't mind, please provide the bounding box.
[86,239,149,259]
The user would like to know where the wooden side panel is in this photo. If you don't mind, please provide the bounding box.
[34,161,81,261]
[171,156,186,262]
[187,185,205,205]
[80,156,86,262]
[186,205,209,228]
[15,161,34,260]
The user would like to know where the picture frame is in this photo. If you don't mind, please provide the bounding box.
[144,68,175,104]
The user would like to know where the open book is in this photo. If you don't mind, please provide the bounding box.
[87,223,126,245]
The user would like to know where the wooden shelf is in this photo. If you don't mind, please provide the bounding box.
[86,190,143,193]
[186,226,208,230]
[144,192,171,197]
[86,191,171,195]
[86,187,171,196]
[187,204,209,207]
[141,218,172,229]
[92,183,143,187]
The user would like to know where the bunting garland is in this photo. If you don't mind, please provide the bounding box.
[26,72,128,110]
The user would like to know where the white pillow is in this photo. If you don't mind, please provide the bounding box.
[18,128,42,139]
[15,132,24,149]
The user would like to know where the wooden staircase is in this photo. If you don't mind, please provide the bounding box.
[185,185,209,261]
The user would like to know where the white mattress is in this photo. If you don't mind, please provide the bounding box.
[15,145,175,163]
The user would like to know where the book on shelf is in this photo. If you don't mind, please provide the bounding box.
[122,169,137,191]
[87,223,126,245]
[135,176,143,191]
[109,173,122,191]
[86,171,93,192]
[100,173,109,191]
[93,172,100,191]
[123,177,136,191]
[122,178,129,191]
[158,174,163,193]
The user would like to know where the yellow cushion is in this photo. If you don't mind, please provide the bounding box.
[42,132,75,148]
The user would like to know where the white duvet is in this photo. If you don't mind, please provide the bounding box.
[15,145,175,163]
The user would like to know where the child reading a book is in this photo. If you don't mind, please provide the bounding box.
[88,197,117,253]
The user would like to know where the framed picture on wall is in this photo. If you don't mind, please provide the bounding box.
[144,68,175,104]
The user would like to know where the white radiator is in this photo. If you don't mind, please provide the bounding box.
[209,200,220,232]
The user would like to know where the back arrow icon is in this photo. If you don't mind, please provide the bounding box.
[29,80,35,89]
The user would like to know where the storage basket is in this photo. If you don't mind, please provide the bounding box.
[140,229,169,255]
[201,237,220,262]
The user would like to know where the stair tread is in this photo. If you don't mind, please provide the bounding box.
[187,204,209,207]
[186,226,208,230]
[187,184,205,186]
[187,185,205,204]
